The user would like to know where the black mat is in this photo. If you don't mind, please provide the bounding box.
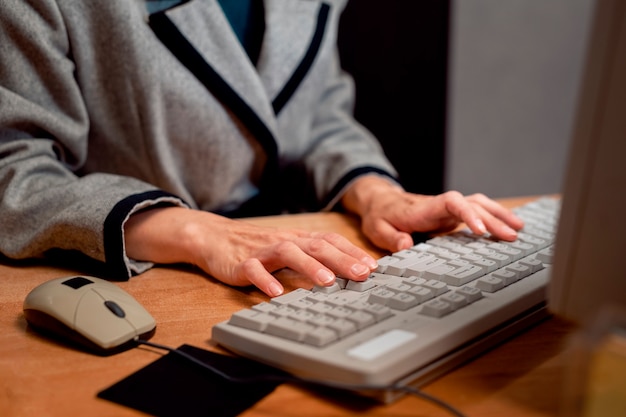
[98,344,286,417]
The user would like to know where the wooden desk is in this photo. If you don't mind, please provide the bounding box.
[0,196,578,417]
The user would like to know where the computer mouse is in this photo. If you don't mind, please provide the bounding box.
[23,276,156,355]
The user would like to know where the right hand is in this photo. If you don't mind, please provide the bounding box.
[123,207,379,297]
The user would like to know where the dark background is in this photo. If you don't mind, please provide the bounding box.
[337,0,450,195]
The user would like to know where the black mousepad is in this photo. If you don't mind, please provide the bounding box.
[98,344,286,417]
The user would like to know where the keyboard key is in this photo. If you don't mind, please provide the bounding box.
[422,279,449,295]
[440,292,468,309]
[327,318,357,337]
[485,252,512,268]
[422,264,456,281]
[456,285,483,302]
[266,317,316,341]
[304,327,338,347]
[535,247,554,264]
[385,282,413,293]
[505,263,532,280]
[376,255,399,273]
[327,306,353,319]
[492,269,518,286]
[388,293,419,311]
[443,264,484,286]
[306,314,335,327]
[368,287,395,305]
[420,299,453,317]
[312,283,341,294]
[519,258,544,273]
[270,288,311,306]
[345,311,376,329]
[307,302,334,314]
[384,252,436,276]
[403,257,448,277]
[229,309,274,332]
[359,303,394,322]
[507,241,535,256]
[407,286,435,303]
[517,233,549,249]
[346,279,377,292]
[472,258,498,273]
[475,275,505,293]
[251,301,277,313]
[290,309,317,322]
[269,305,298,318]
[289,298,315,310]
[403,276,427,286]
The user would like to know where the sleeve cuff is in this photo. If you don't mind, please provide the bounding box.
[103,190,190,279]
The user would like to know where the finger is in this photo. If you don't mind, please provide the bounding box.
[464,202,519,241]
[439,191,489,236]
[466,193,525,230]
[311,232,378,270]
[237,258,285,297]
[259,240,343,288]
[296,236,377,282]
[361,218,414,253]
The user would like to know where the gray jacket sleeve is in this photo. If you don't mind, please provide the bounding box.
[0,1,187,278]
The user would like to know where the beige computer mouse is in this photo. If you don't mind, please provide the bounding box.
[23,276,156,355]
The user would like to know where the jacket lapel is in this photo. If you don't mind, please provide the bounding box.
[153,0,331,116]
[163,0,278,128]
[257,0,330,114]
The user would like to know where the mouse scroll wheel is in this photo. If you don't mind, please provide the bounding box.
[104,300,126,318]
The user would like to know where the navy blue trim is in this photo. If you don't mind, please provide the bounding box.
[272,3,330,115]
[144,0,190,15]
[324,167,399,210]
[148,12,279,189]
[103,190,185,279]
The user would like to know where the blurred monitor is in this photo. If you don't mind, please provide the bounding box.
[548,0,626,324]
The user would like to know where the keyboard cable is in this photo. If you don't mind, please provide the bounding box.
[135,338,468,417]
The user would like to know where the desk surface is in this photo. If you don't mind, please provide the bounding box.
[0,196,578,417]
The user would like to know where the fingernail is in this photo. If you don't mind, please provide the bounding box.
[475,219,487,235]
[504,225,517,237]
[351,263,370,277]
[268,282,284,297]
[317,269,336,285]
[362,256,378,270]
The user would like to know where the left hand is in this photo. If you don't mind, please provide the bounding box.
[340,175,525,253]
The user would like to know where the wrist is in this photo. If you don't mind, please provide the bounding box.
[124,206,201,266]
[341,175,403,217]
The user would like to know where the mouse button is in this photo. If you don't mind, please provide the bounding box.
[74,291,135,348]
[91,286,136,304]
[116,302,156,335]
[92,288,156,331]
[104,300,126,318]
[126,309,157,335]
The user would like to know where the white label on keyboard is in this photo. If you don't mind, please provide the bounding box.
[347,330,417,361]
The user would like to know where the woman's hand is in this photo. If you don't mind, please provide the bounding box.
[124,207,378,297]
[341,175,525,253]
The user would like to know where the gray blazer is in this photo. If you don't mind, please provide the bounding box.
[0,0,397,278]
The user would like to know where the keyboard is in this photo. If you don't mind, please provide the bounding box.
[211,197,560,402]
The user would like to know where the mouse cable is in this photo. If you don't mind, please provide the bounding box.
[135,339,467,417]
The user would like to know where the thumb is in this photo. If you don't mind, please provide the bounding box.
[365,219,414,253]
